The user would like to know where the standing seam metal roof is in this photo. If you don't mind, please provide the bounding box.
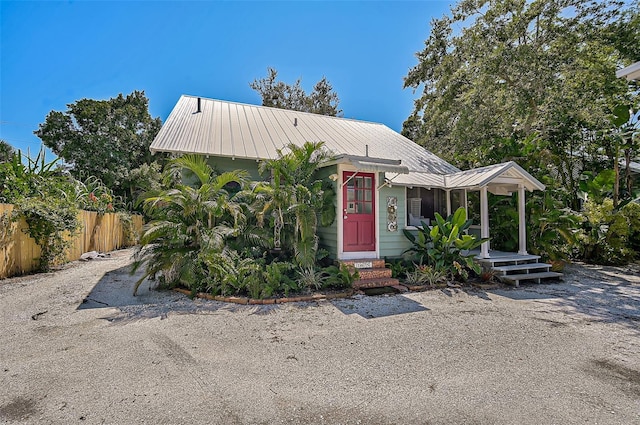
[150,95,544,191]
[150,95,460,174]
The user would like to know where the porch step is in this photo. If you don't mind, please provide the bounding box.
[340,259,399,290]
[357,268,393,280]
[353,277,401,290]
[493,263,551,274]
[476,254,541,267]
[498,271,563,287]
[474,251,563,287]
[340,258,386,269]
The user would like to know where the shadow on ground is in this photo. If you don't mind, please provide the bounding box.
[331,294,429,319]
[77,264,289,323]
[78,259,639,328]
[487,262,640,331]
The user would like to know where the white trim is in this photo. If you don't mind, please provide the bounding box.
[518,185,527,255]
[480,186,490,258]
[375,172,381,259]
[463,189,469,224]
[340,251,379,260]
[336,164,379,260]
[337,164,345,259]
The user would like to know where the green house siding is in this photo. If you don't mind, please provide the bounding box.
[207,157,264,181]
[378,183,412,258]
[316,165,338,258]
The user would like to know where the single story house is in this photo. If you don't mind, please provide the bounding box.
[150,95,545,262]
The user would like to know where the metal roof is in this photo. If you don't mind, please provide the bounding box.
[387,161,545,192]
[330,154,409,174]
[150,95,460,175]
[151,95,544,193]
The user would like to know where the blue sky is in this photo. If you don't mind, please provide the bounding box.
[1,0,452,157]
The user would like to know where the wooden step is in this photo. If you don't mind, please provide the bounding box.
[353,277,400,290]
[499,271,563,287]
[357,268,393,280]
[340,259,385,269]
[493,263,551,274]
[476,254,541,266]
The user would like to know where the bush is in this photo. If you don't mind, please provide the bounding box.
[403,207,486,282]
[14,197,80,271]
[578,199,639,265]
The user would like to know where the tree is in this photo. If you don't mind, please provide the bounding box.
[0,140,15,163]
[34,91,162,203]
[250,67,342,116]
[403,0,635,170]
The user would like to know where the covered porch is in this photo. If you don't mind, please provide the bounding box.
[387,161,546,259]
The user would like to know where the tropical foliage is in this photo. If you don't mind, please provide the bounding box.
[0,146,140,272]
[254,141,336,268]
[0,148,80,271]
[403,0,639,265]
[132,155,249,295]
[403,207,487,282]
[133,144,348,298]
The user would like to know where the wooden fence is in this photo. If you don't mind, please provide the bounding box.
[0,203,143,279]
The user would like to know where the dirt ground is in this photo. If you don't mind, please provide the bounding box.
[0,248,639,425]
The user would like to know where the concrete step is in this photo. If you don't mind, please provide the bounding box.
[340,259,385,269]
[493,263,552,274]
[357,268,393,280]
[353,277,400,290]
[391,285,408,293]
[498,271,563,287]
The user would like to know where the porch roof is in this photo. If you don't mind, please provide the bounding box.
[327,154,410,174]
[386,161,545,193]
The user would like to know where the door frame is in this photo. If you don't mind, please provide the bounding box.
[336,164,379,260]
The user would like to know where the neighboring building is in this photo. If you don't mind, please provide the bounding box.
[150,95,544,261]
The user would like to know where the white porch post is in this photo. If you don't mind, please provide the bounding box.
[445,189,452,216]
[463,190,468,216]
[480,186,490,258]
[518,184,527,255]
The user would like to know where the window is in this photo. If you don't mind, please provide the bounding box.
[406,188,466,226]
[346,175,373,214]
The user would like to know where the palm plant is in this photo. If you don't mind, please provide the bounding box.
[132,155,249,295]
[253,141,336,268]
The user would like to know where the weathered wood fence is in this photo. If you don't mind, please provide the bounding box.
[0,203,143,279]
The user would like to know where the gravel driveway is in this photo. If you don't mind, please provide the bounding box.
[1,248,639,424]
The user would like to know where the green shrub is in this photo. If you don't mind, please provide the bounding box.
[322,263,359,289]
[14,197,80,271]
[579,198,639,265]
[403,207,487,282]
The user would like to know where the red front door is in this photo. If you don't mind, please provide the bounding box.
[343,172,375,252]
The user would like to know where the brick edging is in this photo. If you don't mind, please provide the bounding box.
[173,288,354,305]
